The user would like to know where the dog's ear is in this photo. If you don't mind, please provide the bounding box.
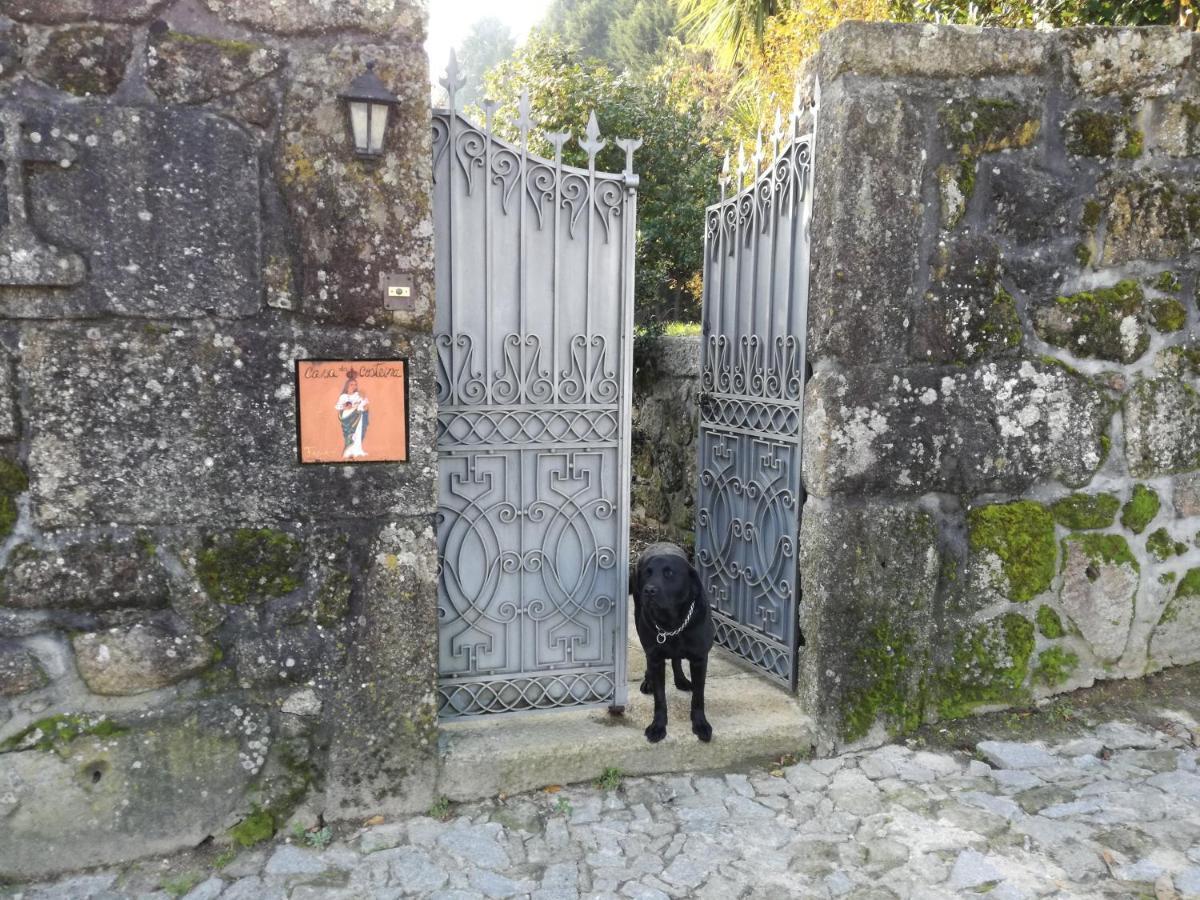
[629,563,641,599]
[689,566,706,606]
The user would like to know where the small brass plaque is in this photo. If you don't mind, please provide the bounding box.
[382,272,415,311]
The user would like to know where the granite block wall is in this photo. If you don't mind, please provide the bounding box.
[0,0,438,878]
[798,22,1200,749]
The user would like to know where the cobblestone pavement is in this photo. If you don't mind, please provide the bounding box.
[8,717,1200,900]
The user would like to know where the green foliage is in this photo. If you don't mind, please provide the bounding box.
[936,614,1034,719]
[1147,528,1188,561]
[1050,492,1119,530]
[1064,533,1138,571]
[968,501,1057,602]
[1034,647,1079,687]
[161,872,204,898]
[594,767,624,790]
[892,0,1174,27]
[543,0,679,70]
[483,34,721,323]
[228,808,275,847]
[842,623,924,742]
[676,0,786,67]
[1121,484,1160,534]
[292,822,334,849]
[213,847,238,870]
[428,796,452,821]
[1035,605,1065,639]
[553,796,573,816]
[456,17,516,108]
[195,528,302,605]
[1152,271,1182,293]
[1177,567,1200,599]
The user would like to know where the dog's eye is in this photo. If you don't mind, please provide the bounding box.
[663,567,673,577]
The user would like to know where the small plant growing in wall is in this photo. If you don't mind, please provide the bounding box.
[594,767,624,791]
[553,796,573,816]
[428,796,452,821]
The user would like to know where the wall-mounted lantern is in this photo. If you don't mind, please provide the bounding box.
[339,62,399,160]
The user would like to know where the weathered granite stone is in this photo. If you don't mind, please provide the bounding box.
[0,703,265,879]
[233,623,329,688]
[0,639,47,695]
[1124,378,1200,478]
[989,163,1073,244]
[276,42,434,326]
[21,319,437,527]
[0,607,97,637]
[1150,572,1200,668]
[145,27,284,111]
[1062,27,1192,97]
[1059,534,1138,662]
[0,535,170,611]
[0,0,167,23]
[72,622,213,694]
[910,237,1021,364]
[0,20,25,78]
[1153,101,1200,157]
[1093,173,1196,266]
[202,0,424,38]
[1031,280,1149,364]
[12,101,262,318]
[28,25,132,95]
[808,80,929,364]
[803,358,1110,497]
[1174,472,1200,517]
[798,500,940,743]
[0,352,17,440]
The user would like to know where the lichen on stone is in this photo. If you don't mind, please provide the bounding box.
[841,623,924,743]
[195,528,302,605]
[936,613,1034,719]
[941,98,1040,157]
[0,713,126,755]
[1050,492,1119,530]
[1034,646,1079,687]
[1035,604,1065,638]
[1034,279,1148,364]
[967,501,1057,602]
[1121,484,1160,534]
[1064,109,1142,159]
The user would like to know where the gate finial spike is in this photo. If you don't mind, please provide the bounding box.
[752,128,764,173]
[516,89,534,139]
[441,49,466,111]
[772,108,784,149]
[616,137,642,178]
[736,144,747,189]
[546,131,571,165]
[482,99,498,134]
[579,110,606,169]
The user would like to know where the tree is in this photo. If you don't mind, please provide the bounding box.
[675,0,787,68]
[483,33,723,322]
[541,0,680,71]
[456,17,517,108]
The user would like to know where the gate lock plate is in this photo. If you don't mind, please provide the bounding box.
[382,272,415,311]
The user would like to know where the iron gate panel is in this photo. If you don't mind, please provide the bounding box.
[696,102,815,689]
[432,60,639,718]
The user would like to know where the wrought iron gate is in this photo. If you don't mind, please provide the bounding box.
[695,100,816,690]
[432,58,639,717]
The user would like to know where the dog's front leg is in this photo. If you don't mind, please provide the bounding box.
[688,656,712,742]
[644,655,668,743]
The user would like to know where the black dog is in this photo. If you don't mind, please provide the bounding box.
[632,542,715,743]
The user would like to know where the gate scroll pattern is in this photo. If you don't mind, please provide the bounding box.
[695,94,816,689]
[432,56,640,717]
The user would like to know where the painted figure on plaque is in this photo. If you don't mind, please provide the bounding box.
[335,372,370,459]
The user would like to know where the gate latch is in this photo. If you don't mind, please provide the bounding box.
[382,272,415,311]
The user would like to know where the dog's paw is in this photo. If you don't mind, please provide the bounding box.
[674,677,693,692]
[644,722,667,743]
[692,717,712,742]
[639,677,652,695]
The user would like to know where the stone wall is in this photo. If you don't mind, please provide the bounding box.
[630,334,701,547]
[0,0,438,879]
[798,23,1200,749]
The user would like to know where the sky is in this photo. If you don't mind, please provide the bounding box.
[425,0,553,85]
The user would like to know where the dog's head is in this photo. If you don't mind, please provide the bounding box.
[635,544,702,622]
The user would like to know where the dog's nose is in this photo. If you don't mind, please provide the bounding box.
[644,585,659,597]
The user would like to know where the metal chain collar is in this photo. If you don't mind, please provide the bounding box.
[654,602,695,644]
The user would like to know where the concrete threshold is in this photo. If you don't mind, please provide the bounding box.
[436,612,816,802]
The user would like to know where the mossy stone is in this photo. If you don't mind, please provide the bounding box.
[1034,647,1079,687]
[936,613,1034,719]
[195,528,302,605]
[0,458,28,540]
[841,623,924,743]
[1152,271,1182,294]
[1036,280,1148,364]
[0,714,126,755]
[1050,492,1119,530]
[1150,297,1187,333]
[1121,484,1160,534]
[1146,528,1188,561]
[968,501,1057,602]
[941,99,1040,157]
[1062,532,1139,572]
[228,808,275,847]
[1035,604,1065,638]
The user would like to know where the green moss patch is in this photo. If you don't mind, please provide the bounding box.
[1038,280,1148,364]
[1050,492,1119,530]
[1035,605,1065,638]
[1121,484,1160,534]
[0,714,126,755]
[1177,567,1200,599]
[1150,297,1187,333]
[228,807,275,847]
[968,501,1057,602]
[1063,533,1139,573]
[1066,110,1142,159]
[1152,271,1182,294]
[1034,647,1079,687]
[841,624,924,743]
[196,528,303,605]
[0,458,28,540]
[1146,528,1188,561]
[936,613,1034,719]
[941,99,1040,157]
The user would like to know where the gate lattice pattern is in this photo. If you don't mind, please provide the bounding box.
[432,59,639,717]
[695,98,816,689]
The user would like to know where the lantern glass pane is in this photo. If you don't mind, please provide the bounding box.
[368,103,389,155]
[349,101,370,152]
